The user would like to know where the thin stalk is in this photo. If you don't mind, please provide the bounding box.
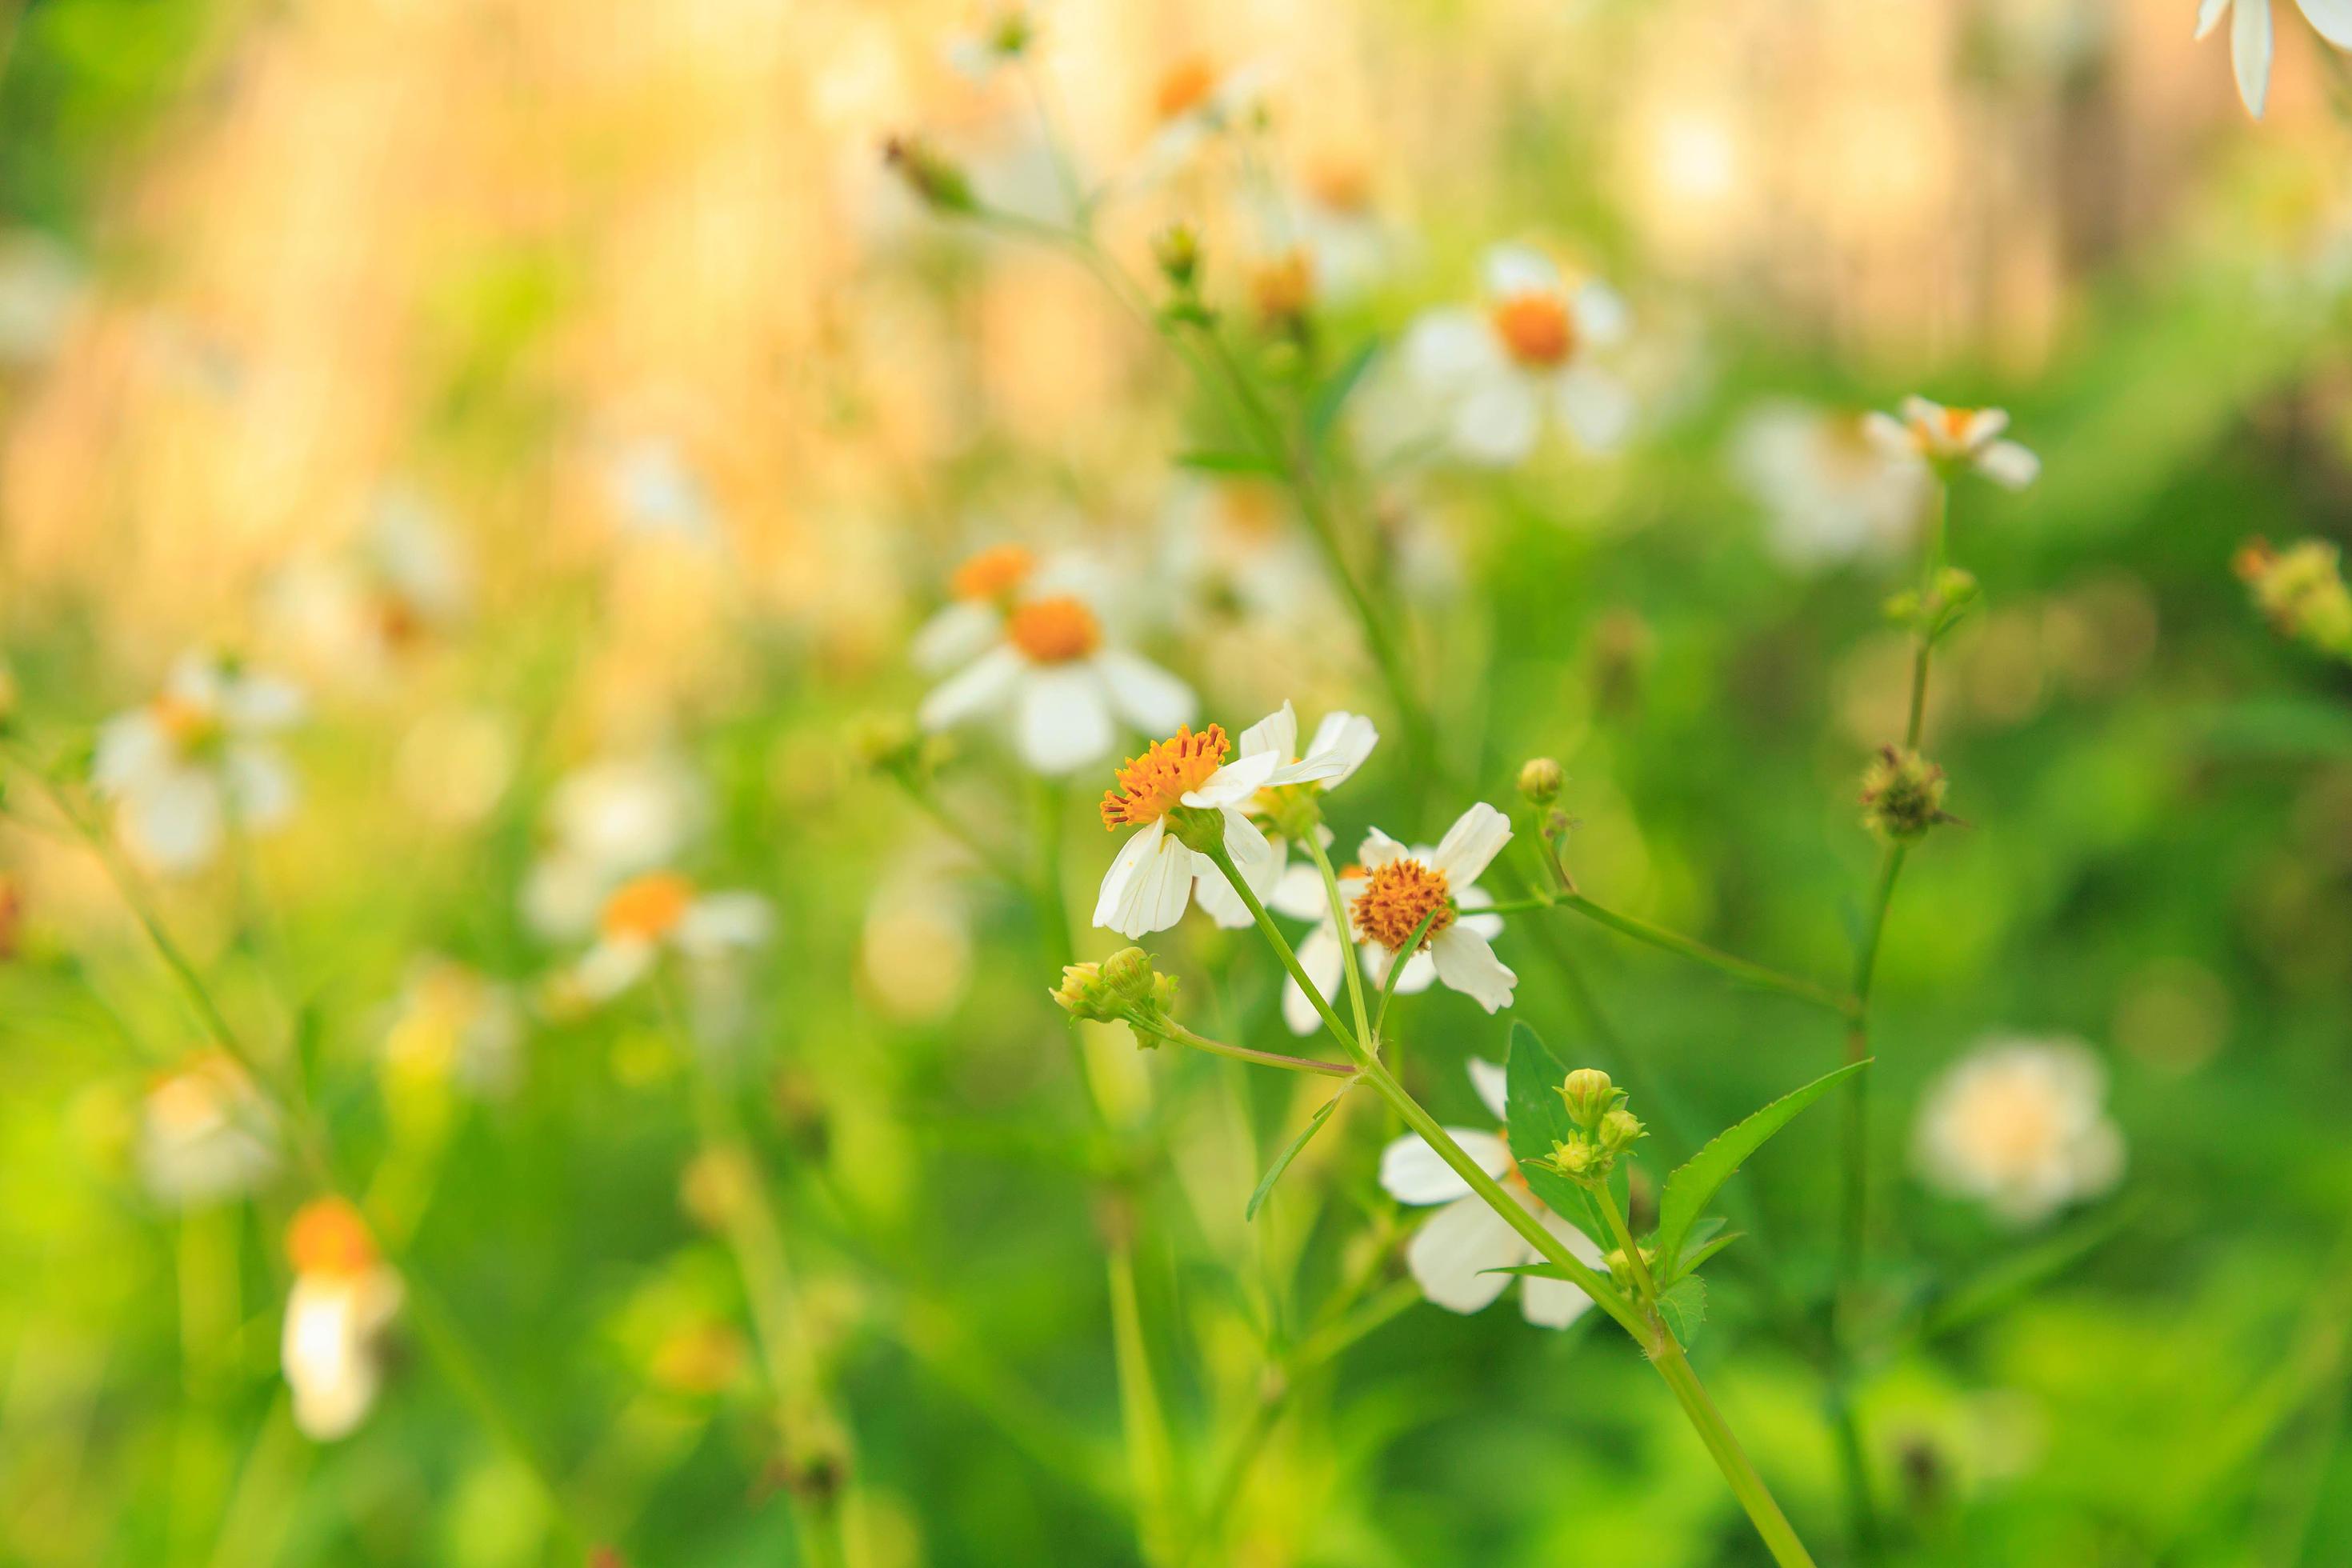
[1486,892,1854,1018]
[1133,1017,1357,1078]
[1302,834,1374,1050]
[1107,1238,1182,1567]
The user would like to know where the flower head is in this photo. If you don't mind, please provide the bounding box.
[2236,536,2352,658]
[1376,1058,1603,1326]
[141,1053,279,1206]
[1732,401,1927,570]
[1913,1036,2125,1226]
[92,651,304,874]
[566,870,774,1002]
[282,1198,403,1440]
[521,752,709,938]
[1187,702,1378,930]
[1862,396,2038,490]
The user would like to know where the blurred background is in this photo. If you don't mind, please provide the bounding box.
[2,0,2351,1562]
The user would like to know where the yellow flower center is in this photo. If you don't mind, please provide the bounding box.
[950,543,1036,602]
[1006,595,1102,663]
[602,871,694,942]
[1251,250,1314,321]
[1351,857,1455,951]
[1910,405,1979,454]
[151,693,221,751]
[286,1197,378,1278]
[1100,724,1229,830]
[1491,291,1574,368]
[1154,58,1218,122]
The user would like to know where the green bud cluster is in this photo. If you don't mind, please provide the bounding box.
[1858,744,1950,843]
[851,713,952,779]
[882,137,976,214]
[1049,947,1179,1050]
[2238,537,2352,661]
[1535,1068,1645,1186]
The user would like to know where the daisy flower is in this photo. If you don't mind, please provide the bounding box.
[1398,244,1634,466]
[2198,0,2352,118]
[1378,1058,1604,1326]
[1128,56,1270,183]
[1275,803,1517,1034]
[92,650,304,874]
[281,1198,403,1441]
[1271,154,1398,308]
[1912,1035,2125,1226]
[917,572,1194,776]
[521,752,709,939]
[1730,400,1927,570]
[1862,396,2040,490]
[272,488,473,683]
[140,1053,279,1207]
[380,958,524,1098]
[567,870,775,1002]
[1156,478,1330,635]
[1091,722,1346,939]
[1190,701,1378,930]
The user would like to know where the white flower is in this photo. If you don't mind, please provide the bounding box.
[271,488,473,684]
[1276,803,1517,1033]
[1090,722,1346,939]
[1155,478,1331,634]
[1190,702,1378,930]
[521,752,709,939]
[918,575,1194,777]
[1913,1035,2125,1226]
[92,651,304,874]
[2197,0,2352,118]
[1270,155,1398,307]
[1127,58,1271,184]
[281,1199,402,1441]
[140,1053,279,1207]
[1378,1058,1603,1326]
[380,958,523,1098]
[607,438,719,546]
[1862,395,2040,490]
[1731,401,1929,571]
[568,871,775,1002]
[1397,245,1634,467]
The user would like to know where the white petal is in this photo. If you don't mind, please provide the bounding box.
[1237,701,1298,762]
[1379,1127,1511,1204]
[678,892,775,955]
[1220,809,1280,899]
[575,937,656,1000]
[126,771,224,873]
[1430,925,1518,1013]
[1284,923,1343,1035]
[1974,440,2041,490]
[1405,1195,1522,1314]
[1861,410,1914,459]
[1183,748,1282,807]
[2196,0,2232,38]
[1520,1210,1605,1329]
[1095,650,1195,736]
[910,602,1002,674]
[2234,0,2273,116]
[2300,0,2352,44]
[917,644,1022,731]
[1960,407,2010,447]
[223,745,298,830]
[1268,860,1333,921]
[1109,834,1196,938]
[1092,818,1165,930]
[1379,946,1438,994]
[1015,666,1114,775]
[1481,243,1562,300]
[1555,366,1635,451]
[1302,711,1378,787]
[1355,828,1409,870]
[91,712,170,795]
[1191,858,1256,929]
[1467,1057,1510,1121]
[1405,306,1506,390]
[1572,281,1630,346]
[1900,394,1943,426]
[221,672,305,732]
[1430,802,1512,886]
[1450,374,1542,466]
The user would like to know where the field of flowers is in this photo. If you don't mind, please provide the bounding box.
[3,1,2352,1563]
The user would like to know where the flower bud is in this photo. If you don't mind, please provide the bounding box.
[850,712,922,774]
[1517,757,1564,806]
[1541,1136,1601,1181]
[1100,946,1155,1002]
[882,136,976,214]
[1597,1106,1646,1156]
[1859,744,1949,842]
[2238,536,2352,657]
[1049,961,1117,1021]
[1153,223,1202,291]
[1558,1067,1617,1130]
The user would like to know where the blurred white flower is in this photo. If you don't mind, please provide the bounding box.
[2197,0,2352,118]
[1260,155,1398,308]
[1913,1036,2126,1226]
[271,488,473,684]
[568,871,774,1002]
[0,230,84,368]
[607,438,720,546]
[1378,1058,1602,1326]
[1191,702,1377,930]
[918,578,1193,776]
[1128,57,1270,184]
[281,1198,402,1441]
[522,753,709,938]
[1092,722,1344,939]
[380,958,523,1098]
[1276,803,1514,1033]
[140,1053,279,1207]
[92,651,304,874]
[1155,478,1330,634]
[911,543,1098,674]
[1732,401,1928,570]
[1862,396,2040,490]
[1395,245,1634,466]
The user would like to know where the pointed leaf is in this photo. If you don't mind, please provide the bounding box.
[1502,1021,1607,1247]
[1657,1276,1708,1346]
[1654,1059,1870,1268]
[1246,1090,1346,1221]
[1308,338,1381,445]
[1478,1261,1579,1281]
[1674,1230,1744,1282]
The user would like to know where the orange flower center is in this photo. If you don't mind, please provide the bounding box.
[1910,405,1978,454]
[151,694,220,750]
[602,871,695,942]
[1101,724,1230,830]
[286,1197,378,1278]
[1251,250,1314,321]
[1351,858,1455,951]
[1007,595,1102,663]
[950,543,1036,602]
[1491,292,1574,368]
[1303,156,1372,214]
[1155,58,1218,122]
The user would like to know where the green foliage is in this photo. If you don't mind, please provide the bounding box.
[1652,1060,1870,1270]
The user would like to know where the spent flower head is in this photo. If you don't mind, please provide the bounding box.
[1860,745,1951,842]
[2236,536,2352,659]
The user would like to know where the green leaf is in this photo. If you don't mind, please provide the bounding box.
[1246,1090,1346,1221]
[1654,1059,1870,1268]
[1657,1276,1708,1346]
[1174,448,1283,478]
[1307,338,1380,445]
[1675,1230,1744,1281]
[1478,1261,1578,1281]
[1502,1021,1607,1247]
[1918,1197,2138,1340]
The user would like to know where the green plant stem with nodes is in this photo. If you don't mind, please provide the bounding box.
[1190,834,1818,1568]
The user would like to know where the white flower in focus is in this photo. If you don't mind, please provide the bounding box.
[1091,722,1344,939]
[918,575,1194,776]
[1913,1036,2125,1226]
[2196,0,2352,118]
[140,1053,278,1207]
[281,1198,403,1441]
[1378,1058,1603,1326]
[1398,245,1634,466]
[380,958,523,1098]
[1277,803,1516,1033]
[92,651,304,874]
[522,753,709,938]
[1862,396,2040,490]
[1732,401,1929,570]
[568,871,774,1002]
[1190,702,1377,930]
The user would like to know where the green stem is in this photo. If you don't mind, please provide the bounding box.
[1107,1236,1182,1566]
[1134,1017,1357,1078]
[1650,1337,1819,1568]
[1302,834,1374,1050]
[1486,892,1855,1018]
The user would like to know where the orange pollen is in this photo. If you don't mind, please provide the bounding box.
[1100,724,1230,830]
[1491,292,1574,367]
[602,871,695,942]
[150,694,218,749]
[1350,858,1455,951]
[1251,250,1314,320]
[1007,595,1102,663]
[1155,58,1218,121]
[950,543,1036,602]
[286,1197,378,1278]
